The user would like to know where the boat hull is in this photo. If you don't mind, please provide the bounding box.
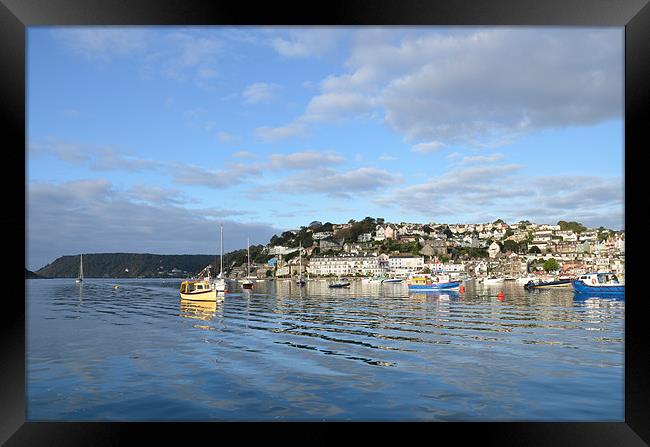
[524,279,572,290]
[483,278,504,285]
[329,283,351,288]
[180,289,218,301]
[408,281,462,291]
[572,280,624,295]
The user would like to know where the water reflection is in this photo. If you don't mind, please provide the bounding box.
[27,278,624,421]
[180,300,218,321]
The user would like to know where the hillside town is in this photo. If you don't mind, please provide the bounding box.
[229,218,625,280]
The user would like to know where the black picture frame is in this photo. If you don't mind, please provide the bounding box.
[5,0,648,445]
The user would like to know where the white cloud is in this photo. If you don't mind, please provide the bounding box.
[266,151,345,170]
[255,122,308,141]
[52,27,150,61]
[232,150,256,159]
[376,156,623,229]
[243,82,280,104]
[303,92,376,122]
[30,140,163,172]
[411,141,445,153]
[171,162,261,189]
[457,153,505,164]
[276,167,402,198]
[217,131,237,143]
[279,28,623,147]
[268,28,342,58]
[26,180,281,270]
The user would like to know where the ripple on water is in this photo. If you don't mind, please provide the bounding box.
[26,278,624,421]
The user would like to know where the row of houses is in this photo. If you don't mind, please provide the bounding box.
[306,253,425,277]
[260,220,624,278]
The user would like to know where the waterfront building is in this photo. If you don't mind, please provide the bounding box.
[308,253,388,277]
[388,255,424,275]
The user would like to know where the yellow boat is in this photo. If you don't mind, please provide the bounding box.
[179,266,218,301]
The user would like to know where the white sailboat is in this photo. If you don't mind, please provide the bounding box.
[213,224,227,293]
[241,238,254,289]
[75,254,84,283]
[296,241,306,286]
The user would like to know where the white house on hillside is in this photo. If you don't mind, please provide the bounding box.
[488,241,501,258]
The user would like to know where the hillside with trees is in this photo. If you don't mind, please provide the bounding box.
[35,246,272,278]
[37,253,217,278]
[25,268,44,279]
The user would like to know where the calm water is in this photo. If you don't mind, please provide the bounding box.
[26,278,624,421]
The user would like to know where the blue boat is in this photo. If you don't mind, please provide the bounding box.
[572,273,624,295]
[573,292,625,301]
[407,274,462,291]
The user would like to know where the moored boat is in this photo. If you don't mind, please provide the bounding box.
[407,274,462,291]
[212,225,227,293]
[515,275,537,285]
[362,276,384,283]
[241,238,255,289]
[524,278,572,290]
[572,273,624,295]
[296,242,306,286]
[382,278,403,284]
[483,276,504,285]
[180,265,218,301]
[75,254,84,283]
[329,276,351,288]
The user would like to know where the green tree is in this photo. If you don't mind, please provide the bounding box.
[543,258,560,272]
[501,240,519,253]
[557,220,587,234]
[528,246,541,254]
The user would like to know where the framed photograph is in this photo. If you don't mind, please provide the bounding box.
[7,0,648,445]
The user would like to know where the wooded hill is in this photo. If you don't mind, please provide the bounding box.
[36,253,214,278]
[25,268,43,279]
[35,247,270,279]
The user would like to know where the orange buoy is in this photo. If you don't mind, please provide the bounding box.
[459,285,465,293]
[497,291,505,301]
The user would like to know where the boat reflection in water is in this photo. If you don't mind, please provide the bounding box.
[180,299,218,323]
[573,292,625,304]
[408,290,460,302]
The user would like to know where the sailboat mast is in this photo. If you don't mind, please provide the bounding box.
[80,254,83,279]
[247,238,250,277]
[220,224,224,275]
[299,241,302,277]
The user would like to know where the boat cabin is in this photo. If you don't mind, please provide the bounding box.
[180,280,211,294]
[577,272,621,286]
[409,274,452,285]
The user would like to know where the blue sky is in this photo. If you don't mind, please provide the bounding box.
[26,27,624,270]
